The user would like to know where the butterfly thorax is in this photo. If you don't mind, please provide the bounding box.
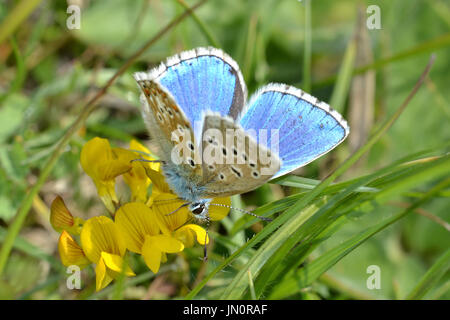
[161,162,205,203]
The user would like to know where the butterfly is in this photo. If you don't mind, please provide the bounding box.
[134,47,349,222]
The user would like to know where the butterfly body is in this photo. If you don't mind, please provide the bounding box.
[161,161,205,203]
[134,47,349,221]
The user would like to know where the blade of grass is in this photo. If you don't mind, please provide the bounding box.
[273,176,378,193]
[0,226,62,272]
[0,0,208,276]
[314,33,450,89]
[247,269,256,300]
[0,37,26,103]
[242,14,258,81]
[302,0,312,92]
[328,32,357,112]
[406,247,450,300]
[0,0,43,45]
[249,161,391,299]
[186,54,435,299]
[268,177,450,299]
[176,0,220,48]
[254,154,450,299]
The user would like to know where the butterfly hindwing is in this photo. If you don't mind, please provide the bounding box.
[239,83,349,178]
[199,113,281,198]
[143,47,247,126]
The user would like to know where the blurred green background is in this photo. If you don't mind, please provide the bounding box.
[0,0,448,299]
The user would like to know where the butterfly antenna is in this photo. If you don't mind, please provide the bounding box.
[165,202,190,216]
[209,203,272,222]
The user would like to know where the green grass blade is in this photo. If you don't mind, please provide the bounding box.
[302,0,312,92]
[0,0,43,45]
[314,33,450,89]
[253,155,450,299]
[328,34,356,112]
[273,176,378,193]
[268,177,450,299]
[406,248,450,300]
[175,0,220,48]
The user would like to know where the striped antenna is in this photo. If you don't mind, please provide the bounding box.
[209,203,272,222]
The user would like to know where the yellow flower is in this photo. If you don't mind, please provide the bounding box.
[80,216,135,291]
[113,140,159,203]
[50,196,84,235]
[54,136,234,291]
[80,137,131,213]
[58,230,90,269]
[115,202,184,273]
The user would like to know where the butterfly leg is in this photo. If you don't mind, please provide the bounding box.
[203,217,211,262]
[130,158,166,164]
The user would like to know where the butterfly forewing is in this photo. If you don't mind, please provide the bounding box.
[134,76,202,177]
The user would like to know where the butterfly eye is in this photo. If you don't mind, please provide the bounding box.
[192,206,204,215]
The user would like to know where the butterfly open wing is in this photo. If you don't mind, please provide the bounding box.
[143,47,247,127]
[239,83,350,178]
[199,113,281,198]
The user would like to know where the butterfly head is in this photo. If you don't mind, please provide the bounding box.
[188,199,211,221]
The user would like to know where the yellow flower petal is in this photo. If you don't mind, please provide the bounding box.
[151,193,190,232]
[142,234,184,273]
[99,161,131,182]
[80,216,126,264]
[50,196,83,234]
[80,137,110,178]
[58,231,90,268]
[142,236,162,273]
[113,147,151,203]
[152,234,185,253]
[101,252,135,277]
[115,202,160,253]
[175,224,209,247]
[80,137,131,212]
[95,256,113,291]
[209,197,231,221]
[144,167,171,194]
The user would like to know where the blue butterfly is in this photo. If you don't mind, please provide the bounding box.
[134,47,349,221]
